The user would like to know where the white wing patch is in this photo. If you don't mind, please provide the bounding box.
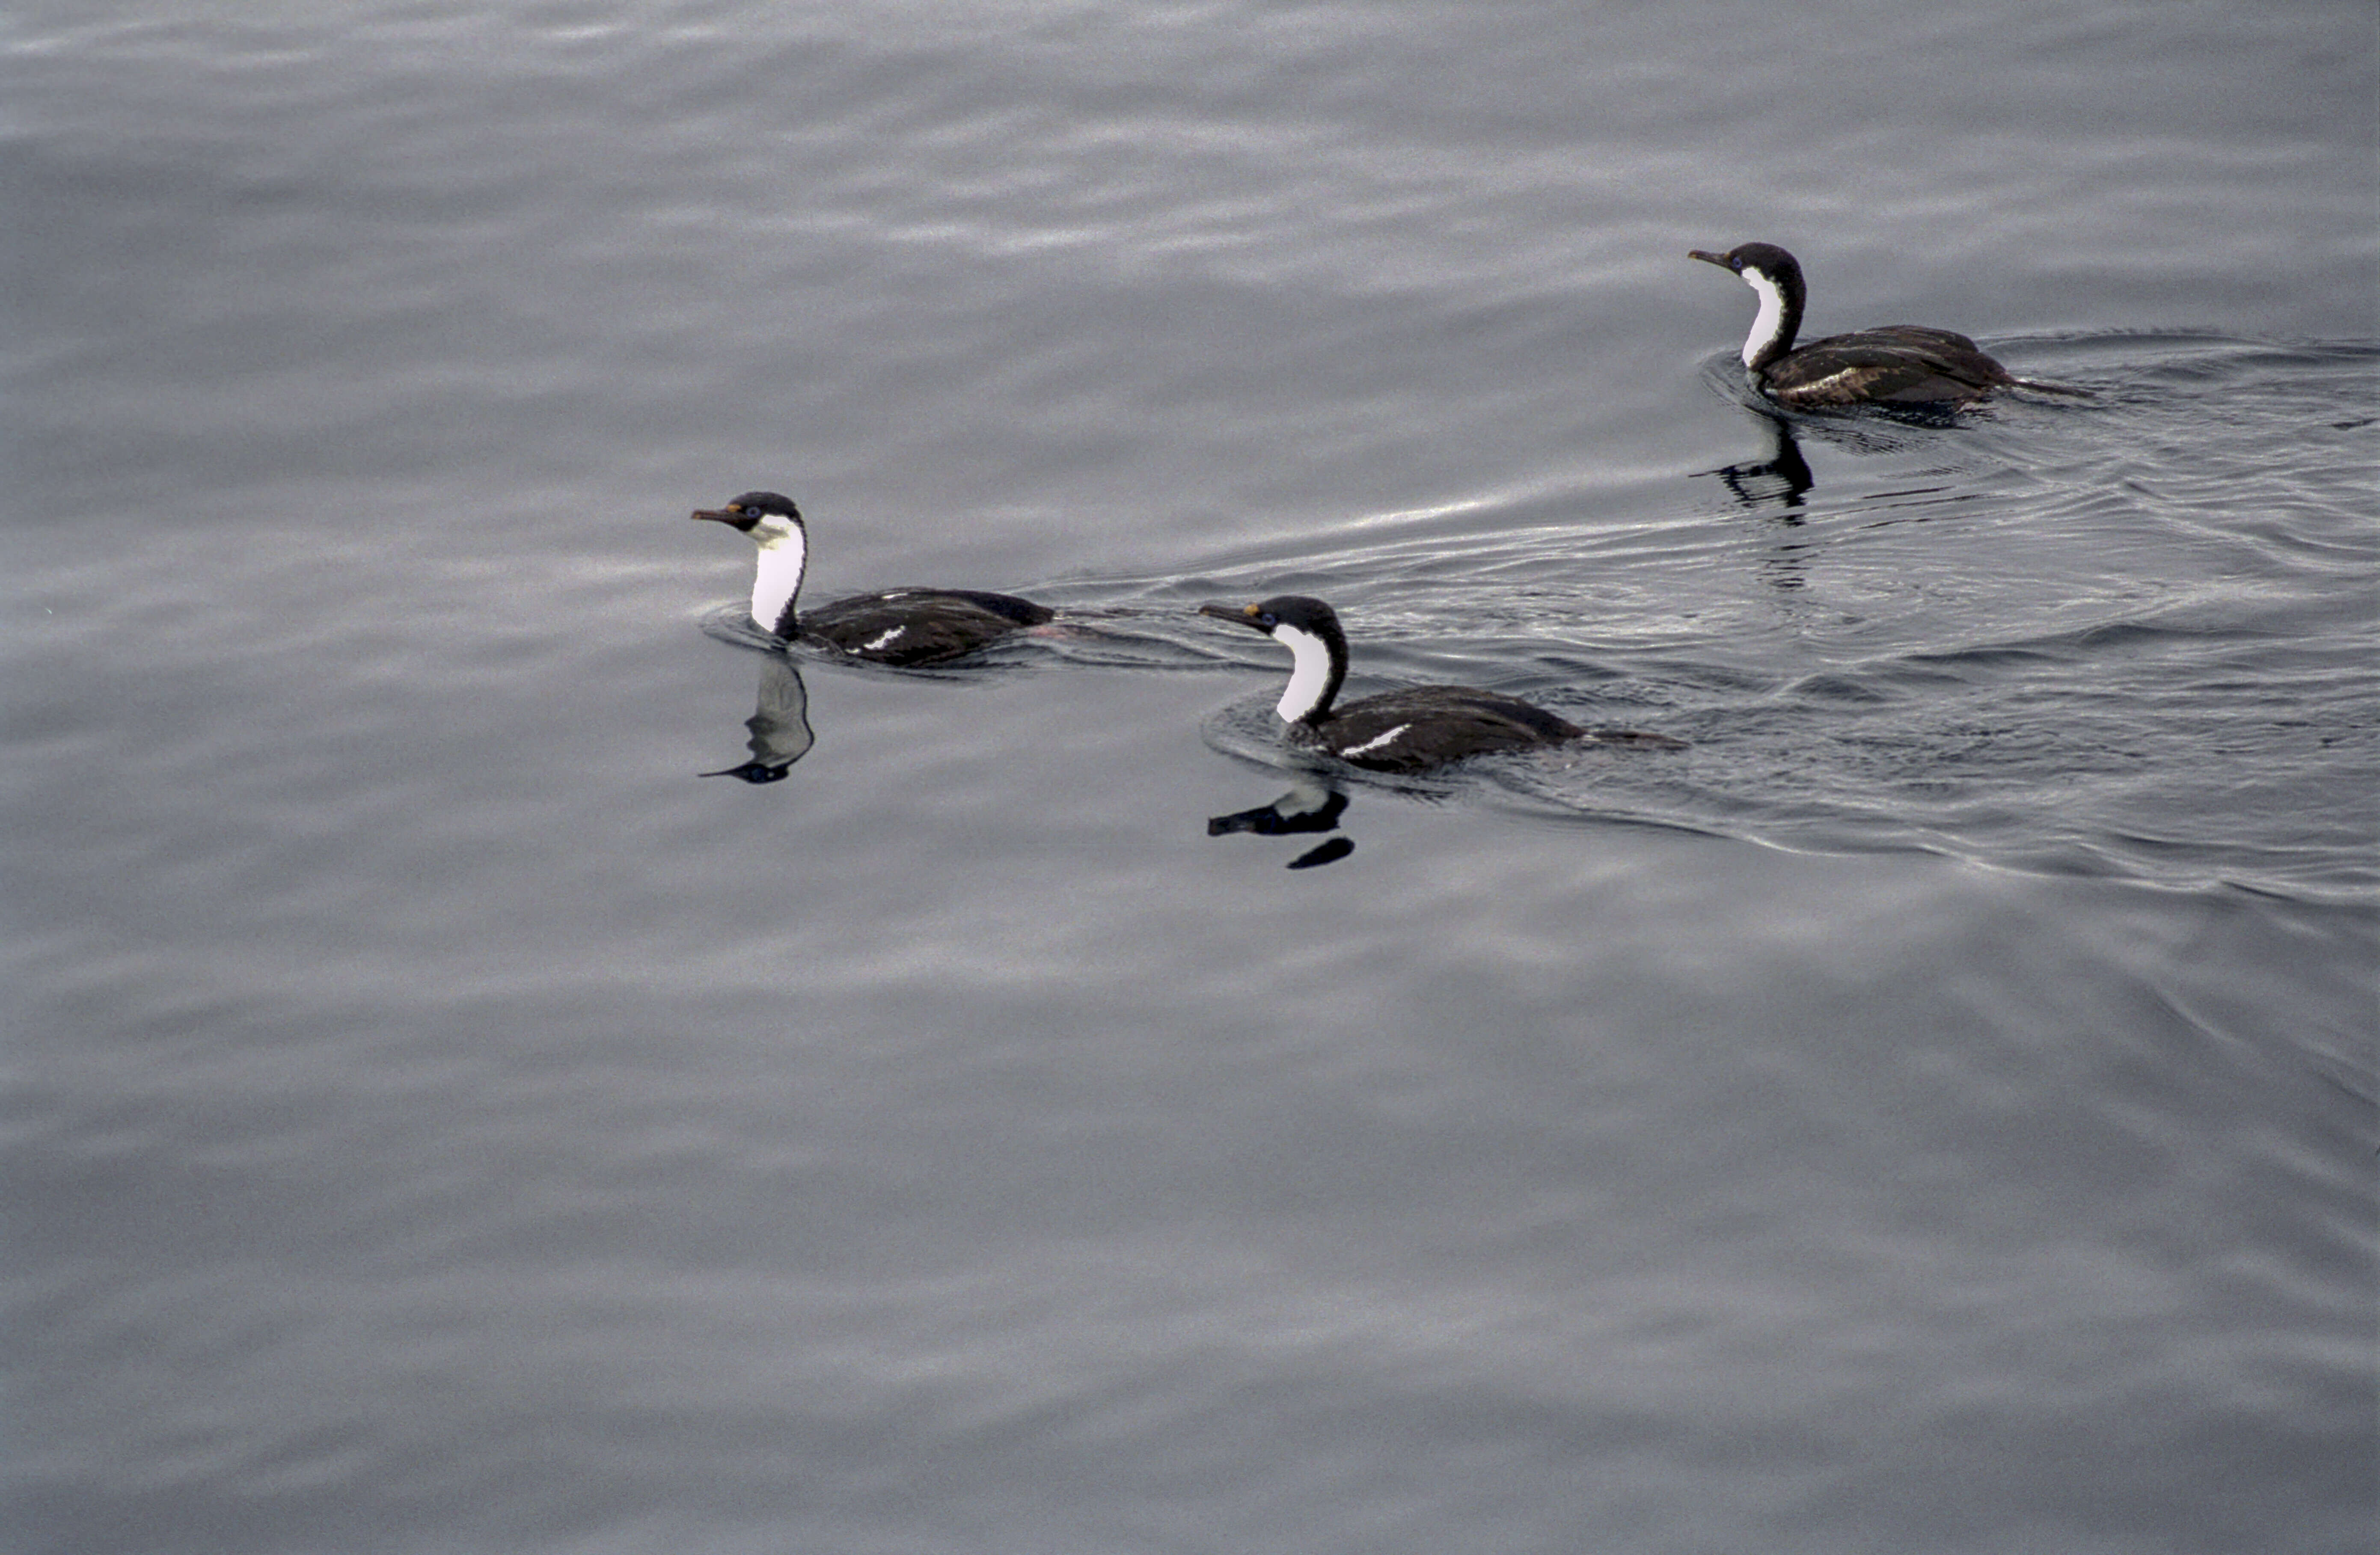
[1340,723,1412,759]
[861,626,908,652]
[1791,367,1868,399]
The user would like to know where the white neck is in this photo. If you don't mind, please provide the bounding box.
[1273,623,1336,723]
[749,524,808,631]
[1742,270,1787,368]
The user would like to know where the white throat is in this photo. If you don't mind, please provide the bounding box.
[1741,270,1787,368]
[1273,623,1335,723]
[749,522,808,631]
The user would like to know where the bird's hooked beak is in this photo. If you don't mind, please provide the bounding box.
[1198,602,1270,633]
[690,507,747,528]
[1688,249,1733,271]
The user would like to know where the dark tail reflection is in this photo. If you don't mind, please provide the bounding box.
[1208,779,1355,869]
[701,655,816,784]
[1694,410,1814,514]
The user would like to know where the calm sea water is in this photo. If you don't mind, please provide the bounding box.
[6,3,2374,1552]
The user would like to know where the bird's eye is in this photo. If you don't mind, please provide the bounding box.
[1257,612,1277,627]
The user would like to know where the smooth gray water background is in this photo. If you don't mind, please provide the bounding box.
[6,3,2374,1552]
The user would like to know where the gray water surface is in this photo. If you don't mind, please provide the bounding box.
[6,3,2374,1553]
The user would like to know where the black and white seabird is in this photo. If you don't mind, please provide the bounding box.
[1689,242,2019,408]
[692,490,1052,666]
[1199,595,1684,774]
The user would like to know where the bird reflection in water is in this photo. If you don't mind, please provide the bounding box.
[701,654,816,784]
[1695,410,1815,516]
[1207,778,1356,869]
[1692,409,1821,592]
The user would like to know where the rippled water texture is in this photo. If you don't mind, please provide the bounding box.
[6,3,2374,1553]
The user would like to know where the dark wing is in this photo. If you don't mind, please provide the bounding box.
[1320,687,1585,773]
[1769,326,2015,405]
[919,589,1055,628]
[804,589,1049,666]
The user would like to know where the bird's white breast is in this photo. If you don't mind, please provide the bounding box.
[1273,623,1335,723]
[1742,270,1787,368]
[749,526,808,629]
